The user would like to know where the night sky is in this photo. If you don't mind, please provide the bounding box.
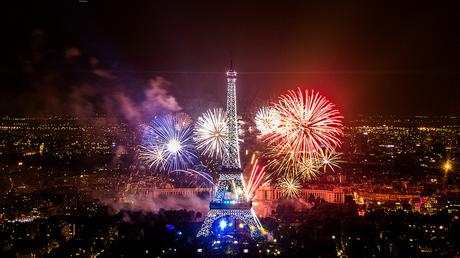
[1,1,460,119]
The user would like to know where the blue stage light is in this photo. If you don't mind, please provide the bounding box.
[219,220,227,230]
[165,224,175,231]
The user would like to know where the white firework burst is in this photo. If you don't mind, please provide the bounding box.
[277,176,302,198]
[319,149,342,172]
[195,108,228,159]
[255,106,281,136]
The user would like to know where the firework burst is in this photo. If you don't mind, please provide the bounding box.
[265,149,298,178]
[138,143,166,169]
[176,112,193,129]
[266,150,322,180]
[139,115,196,172]
[261,88,343,182]
[277,176,302,198]
[267,88,343,155]
[194,108,228,159]
[254,107,280,136]
[297,156,322,180]
[319,149,342,172]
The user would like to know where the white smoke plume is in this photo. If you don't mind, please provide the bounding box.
[142,77,182,115]
[102,194,210,217]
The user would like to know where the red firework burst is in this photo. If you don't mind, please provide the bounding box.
[267,88,343,158]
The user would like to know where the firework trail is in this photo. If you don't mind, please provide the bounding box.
[138,115,197,172]
[194,108,228,160]
[245,160,270,199]
[172,169,215,187]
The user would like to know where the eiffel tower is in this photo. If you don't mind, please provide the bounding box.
[197,63,264,238]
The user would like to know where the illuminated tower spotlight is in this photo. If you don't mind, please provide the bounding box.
[197,63,265,238]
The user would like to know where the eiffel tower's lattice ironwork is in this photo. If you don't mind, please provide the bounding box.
[221,67,240,169]
[197,63,264,238]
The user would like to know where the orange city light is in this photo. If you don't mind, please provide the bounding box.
[443,161,452,172]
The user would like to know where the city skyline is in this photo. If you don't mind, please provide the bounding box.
[1,1,460,257]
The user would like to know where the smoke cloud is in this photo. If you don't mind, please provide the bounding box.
[102,194,210,216]
[66,66,182,127]
[142,78,182,115]
[5,31,182,127]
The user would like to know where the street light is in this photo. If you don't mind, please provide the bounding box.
[443,160,452,172]
[442,160,453,193]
